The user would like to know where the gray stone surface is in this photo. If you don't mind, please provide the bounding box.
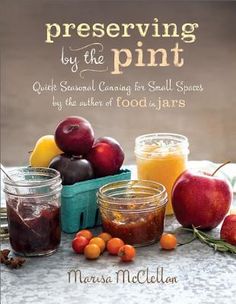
[1,210,236,304]
[1,164,236,304]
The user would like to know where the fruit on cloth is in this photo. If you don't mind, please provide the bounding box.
[55,116,94,155]
[49,154,94,185]
[89,237,106,252]
[98,232,112,244]
[86,137,124,177]
[76,230,93,241]
[84,244,101,260]
[220,215,236,245]
[118,245,136,262]
[160,233,177,250]
[172,169,232,230]
[72,236,89,254]
[107,238,125,255]
[29,135,62,167]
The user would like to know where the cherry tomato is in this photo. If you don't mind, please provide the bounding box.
[98,232,112,244]
[72,236,89,254]
[76,229,93,241]
[160,233,177,250]
[89,237,106,252]
[84,244,101,260]
[107,238,125,255]
[118,245,136,262]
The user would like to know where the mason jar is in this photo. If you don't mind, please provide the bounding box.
[135,133,189,215]
[3,167,62,257]
[98,180,167,247]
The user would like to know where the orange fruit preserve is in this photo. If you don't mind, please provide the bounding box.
[135,133,189,215]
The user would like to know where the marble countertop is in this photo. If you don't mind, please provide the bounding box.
[1,163,236,304]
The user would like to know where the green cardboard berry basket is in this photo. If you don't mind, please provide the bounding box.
[61,169,131,233]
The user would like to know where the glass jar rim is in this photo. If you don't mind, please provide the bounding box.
[3,167,61,188]
[135,133,189,157]
[98,180,168,210]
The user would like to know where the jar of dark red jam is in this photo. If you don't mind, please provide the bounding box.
[3,167,62,257]
[98,180,167,247]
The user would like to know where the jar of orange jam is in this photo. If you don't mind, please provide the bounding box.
[98,180,167,247]
[135,133,189,215]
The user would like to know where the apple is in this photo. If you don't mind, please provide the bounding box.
[220,215,236,245]
[55,116,94,155]
[49,154,94,185]
[172,168,233,230]
[86,137,125,177]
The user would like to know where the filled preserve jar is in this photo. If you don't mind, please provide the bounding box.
[135,133,189,215]
[3,167,62,257]
[98,180,167,247]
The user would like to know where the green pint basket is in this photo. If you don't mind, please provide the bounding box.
[61,169,131,233]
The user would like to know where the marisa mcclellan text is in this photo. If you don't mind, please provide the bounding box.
[67,267,177,284]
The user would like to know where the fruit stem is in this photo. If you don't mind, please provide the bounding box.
[178,236,197,246]
[211,161,231,176]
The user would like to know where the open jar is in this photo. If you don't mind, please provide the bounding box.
[98,180,167,247]
[3,167,62,257]
[135,133,189,215]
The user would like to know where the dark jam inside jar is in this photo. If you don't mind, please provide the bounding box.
[7,198,61,256]
[101,207,165,246]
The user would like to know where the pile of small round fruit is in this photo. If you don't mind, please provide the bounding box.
[29,116,125,185]
[71,229,136,262]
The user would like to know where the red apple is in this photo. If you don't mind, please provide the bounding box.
[55,116,94,155]
[172,170,233,230]
[220,215,236,245]
[86,137,125,177]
